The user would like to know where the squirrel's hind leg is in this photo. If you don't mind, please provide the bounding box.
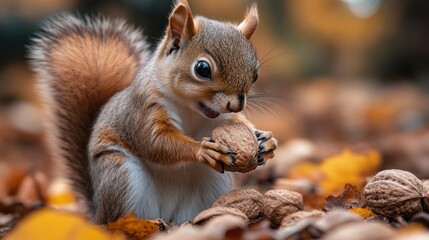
[89,151,133,224]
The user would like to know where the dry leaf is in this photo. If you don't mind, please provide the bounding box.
[106,212,161,240]
[324,184,365,211]
[4,209,124,240]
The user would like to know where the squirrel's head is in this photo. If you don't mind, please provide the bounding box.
[156,0,259,119]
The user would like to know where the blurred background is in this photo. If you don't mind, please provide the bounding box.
[0,0,429,197]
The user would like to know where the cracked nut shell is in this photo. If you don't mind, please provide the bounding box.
[212,189,263,224]
[262,189,304,228]
[364,169,429,218]
[212,122,258,173]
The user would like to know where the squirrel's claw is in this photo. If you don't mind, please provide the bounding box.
[197,138,236,173]
[255,130,277,166]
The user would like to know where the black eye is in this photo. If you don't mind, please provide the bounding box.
[194,60,212,79]
[253,73,258,83]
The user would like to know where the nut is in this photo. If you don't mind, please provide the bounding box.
[212,122,258,173]
[193,207,248,225]
[280,210,325,229]
[321,222,394,240]
[313,209,362,233]
[212,189,263,224]
[262,189,304,228]
[364,169,427,218]
[423,180,429,211]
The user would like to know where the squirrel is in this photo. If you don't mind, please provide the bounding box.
[30,0,277,224]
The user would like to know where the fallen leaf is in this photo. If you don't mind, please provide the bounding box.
[17,172,48,204]
[287,149,381,208]
[4,208,124,240]
[47,179,76,207]
[324,184,365,211]
[319,149,381,194]
[349,207,375,219]
[106,212,161,240]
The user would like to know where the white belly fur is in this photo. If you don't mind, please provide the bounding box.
[123,151,231,223]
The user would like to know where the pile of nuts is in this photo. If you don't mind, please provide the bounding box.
[154,169,429,240]
[197,188,304,227]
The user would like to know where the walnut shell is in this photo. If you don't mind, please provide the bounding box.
[212,122,258,173]
[212,189,263,224]
[262,189,304,228]
[364,169,426,218]
[193,207,248,225]
[279,210,325,229]
[423,180,429,212]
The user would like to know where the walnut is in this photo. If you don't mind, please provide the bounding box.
[321,222,394,240]
[280,210,325,229]
[212,189,263,224]
[193,207,248,225]
[262,189,304,228]
[212,122,258,173]
[364,169,428,218]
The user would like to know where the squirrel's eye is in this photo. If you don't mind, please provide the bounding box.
[194,60,212,80]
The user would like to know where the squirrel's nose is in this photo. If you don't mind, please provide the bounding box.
[226,93,245,112]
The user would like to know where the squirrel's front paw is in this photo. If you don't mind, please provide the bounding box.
[255,130,278,166]
[197,137,236,173]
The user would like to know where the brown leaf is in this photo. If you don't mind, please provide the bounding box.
[324,184,365,211]
[106,212,162,240]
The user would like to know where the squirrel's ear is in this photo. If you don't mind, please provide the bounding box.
[238,4,259,40]
[166,0,195,53]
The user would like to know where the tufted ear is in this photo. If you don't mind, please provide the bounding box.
[237,4,259,40]
[166,0,196,54]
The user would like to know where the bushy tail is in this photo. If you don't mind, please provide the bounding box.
[29,14,149,211]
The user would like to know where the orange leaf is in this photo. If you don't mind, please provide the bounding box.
[106,212,161,240]
[320,149,381,194]
[349,207,375,219]
[4,209,124,240]
[288,162,322,182]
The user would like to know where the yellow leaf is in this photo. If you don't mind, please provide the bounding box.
[106,212,160,240]
[5,209,124,240]
[48,191,76,206]
[349,207,375,219]
[287,149,382,208]
[288,162,321,181]
[47,178,77,207]
[320,149,381,192]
